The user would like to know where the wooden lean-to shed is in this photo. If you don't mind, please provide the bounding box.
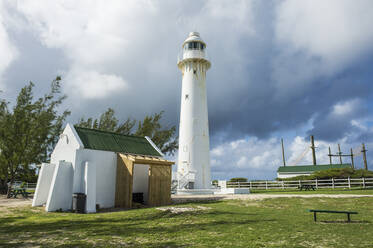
[74,127,175,208]
[115,153,174,208]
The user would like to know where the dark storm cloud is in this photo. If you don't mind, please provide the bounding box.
[1,0,373,149]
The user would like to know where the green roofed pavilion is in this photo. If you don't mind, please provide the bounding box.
[74,126,162,157]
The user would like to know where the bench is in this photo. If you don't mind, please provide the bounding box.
[298,184,315,191]
[308,209,358,222]
[8,188,30,198]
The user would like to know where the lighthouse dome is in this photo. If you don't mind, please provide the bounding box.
[178,31,210,69]
[182,32,206,49]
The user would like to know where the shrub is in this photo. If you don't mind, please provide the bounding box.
[278,168,373,181]
[229,177,248,183]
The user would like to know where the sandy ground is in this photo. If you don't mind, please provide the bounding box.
[0,195,33,208]
[171,194,373,203]
[1,194,373,208]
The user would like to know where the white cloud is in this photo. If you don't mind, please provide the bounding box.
[211,134,373,180]
[65,70,127,99]
[211,137,282,180]
[275,0,373,73]
[7,0,256,100]
[12,0,158,99]
[0,2,18,89]
[332,99,361,116]
[272,0,373,99]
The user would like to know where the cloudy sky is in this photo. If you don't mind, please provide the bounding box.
[1,0,373,180]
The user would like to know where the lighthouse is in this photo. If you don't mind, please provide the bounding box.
[177,32,211,190]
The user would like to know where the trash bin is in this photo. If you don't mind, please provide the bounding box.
[132,192,144,204]
[72,193,86,213]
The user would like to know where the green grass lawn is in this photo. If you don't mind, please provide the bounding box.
[250,188,373,194]
[1,197,373,247]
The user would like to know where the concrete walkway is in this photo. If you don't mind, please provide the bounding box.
[172,193,373,203]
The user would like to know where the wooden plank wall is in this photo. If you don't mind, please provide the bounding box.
[148,165,172,206]
[115,154,133,208]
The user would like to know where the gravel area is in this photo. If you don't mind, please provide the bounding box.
[0,195,33,208]
[172,193,373,203]
[1,194,373,208]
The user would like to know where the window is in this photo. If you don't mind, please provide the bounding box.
[186,42,204,50]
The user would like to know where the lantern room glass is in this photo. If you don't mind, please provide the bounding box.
[185,42,204,51]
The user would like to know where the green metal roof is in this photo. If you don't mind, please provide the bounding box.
[277,164,352,173]
[74,126,162,157]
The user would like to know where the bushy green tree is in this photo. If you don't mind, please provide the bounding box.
[278,168,373,181]
[0,77,70,195]
[229,177,248,183]
[77,109,178,155]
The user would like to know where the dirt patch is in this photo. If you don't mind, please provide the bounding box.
[156,206,211,214]
[0,195,32,208]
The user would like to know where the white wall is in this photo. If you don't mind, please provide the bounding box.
[46,161,74,211]
[133,164,149,204]
[75,149,116,209]
[277,172,312,179]
[50,124,84,194]
[32,163,56,207]
[84,161,96,213]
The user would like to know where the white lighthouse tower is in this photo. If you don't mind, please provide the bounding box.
[177,32,211,190]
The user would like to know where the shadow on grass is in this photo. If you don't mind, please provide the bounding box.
[0,208,277,247]
[0,240,183,248]
[319,220,371,224]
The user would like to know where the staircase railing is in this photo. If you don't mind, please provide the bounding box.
[172,171,196,190]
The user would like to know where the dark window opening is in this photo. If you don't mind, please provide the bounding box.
[185,42,204,50]
[193,69,197,74]
[185,94,189,100]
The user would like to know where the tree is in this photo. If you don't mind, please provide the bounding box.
[0,77,70,195]
[135,111,178,155]
[76,109,178,155]
[229,177,248,183]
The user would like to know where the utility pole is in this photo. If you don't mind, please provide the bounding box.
[281,138,286,166]
[310,135,317,166]
[362,143,368,170]
[328,147,332,165]
[338,144,343,165]
[350,148,354,169]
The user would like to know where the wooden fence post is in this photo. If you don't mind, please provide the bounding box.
[363,178,366,189]
[332,178,335,189]
[265,181,268,190]
[298,180,301,188]
[282,181,284,190]
[315,179,318,189]
[250,181,252,189]
[348,177,351,189]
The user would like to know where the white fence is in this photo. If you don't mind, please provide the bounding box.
[12,181,37,190]
[221,178,373,190]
